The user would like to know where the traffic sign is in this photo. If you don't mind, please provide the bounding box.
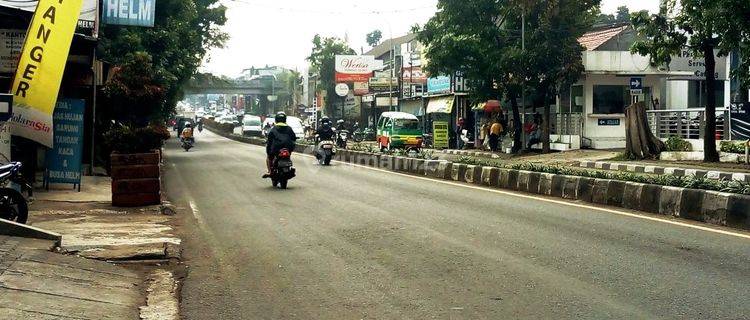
[630,77,643,90]
[335,83,349,97]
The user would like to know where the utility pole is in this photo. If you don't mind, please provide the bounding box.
[521,4,526,148]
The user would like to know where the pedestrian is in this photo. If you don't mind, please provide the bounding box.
[479,120,489,150]
[525,115,541,150]
[456,117,465,150]
[489,118,503,152]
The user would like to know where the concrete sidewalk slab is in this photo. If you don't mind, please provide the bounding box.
[0,235,143,320]
[35,176,112,203]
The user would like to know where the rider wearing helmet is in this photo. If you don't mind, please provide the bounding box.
[180,123,194,142]
[263,112,297,178]
[316,116,335,142]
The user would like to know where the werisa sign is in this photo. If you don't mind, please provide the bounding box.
[335,55,378,83]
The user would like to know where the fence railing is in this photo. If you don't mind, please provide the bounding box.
[646,108,730,140]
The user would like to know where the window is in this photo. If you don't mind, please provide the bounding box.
[593,85,629,114]
[571,85,584,113]
[394,119,419,130]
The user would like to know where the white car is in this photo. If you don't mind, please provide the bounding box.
[286,116,305,138]
[242,115,263,136]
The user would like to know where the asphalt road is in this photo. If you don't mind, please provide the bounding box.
[164,130,750,320]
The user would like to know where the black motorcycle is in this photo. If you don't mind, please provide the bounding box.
[270,149,295,189]
[0,162,32,224]
[336,129,349,149]
[352,127,376,142]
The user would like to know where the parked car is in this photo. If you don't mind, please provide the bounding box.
[286,116,305,138]
[242,115,263,136]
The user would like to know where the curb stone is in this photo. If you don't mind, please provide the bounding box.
[622,182,645,210]
[576,177,595,202]
[640,184,662,214]
[591,179,610,204]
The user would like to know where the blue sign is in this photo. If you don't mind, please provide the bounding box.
[102,0,156,27]
[630,77,643,90]
[427,76,451,94]
[45,99,85,188]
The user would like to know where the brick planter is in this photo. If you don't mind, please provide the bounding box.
[110,151,161,207]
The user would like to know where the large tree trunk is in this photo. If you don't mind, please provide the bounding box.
[625,101,665,159]
[703,45,720,162]
[509,91,523,153]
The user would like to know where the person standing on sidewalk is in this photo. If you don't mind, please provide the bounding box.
[456,117,465,150]
[489,118,502,152]
[479,120,489,150]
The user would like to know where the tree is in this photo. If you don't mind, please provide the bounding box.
[631,0,750,162]
[418,0,598,153]
[307,35,355,117]
[366,30,383,47]
[98,0,227,124]
[524,0,599,153]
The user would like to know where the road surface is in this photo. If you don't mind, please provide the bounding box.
[164,130,750,319]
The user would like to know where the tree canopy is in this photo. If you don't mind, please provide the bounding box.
[98,0,228,125]
[366,30,383,47]
[631,0,750,162]
[307,35,355,117]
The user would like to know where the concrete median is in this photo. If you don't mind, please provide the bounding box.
[639,184,662,214]
[451,164,468,182]
[464,165,483,185]
[481,167,500,187]
[576,177,595,202]
[658,186,683,216]
[591,179,610,204]
[561,176,580,200]
[622,182,645,211]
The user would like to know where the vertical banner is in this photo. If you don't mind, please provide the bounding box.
[432,121,449,149]
[45,99,85,188]
[10,0,84,148]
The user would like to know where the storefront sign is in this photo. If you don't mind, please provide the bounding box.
[353,82,369,95]
[598,118,620,126]
[668,49,728,81]
[0,29,24,74]
[375,97,398,107]
[362,95,375,103]
[369,76,398,93]
[730,102,750,140]
[335,55,375,82]
[433,121,449,149]
[0,0,97,36]
[427,76,451,94]
[10,0,83,148]
[102,0,156,27]
[401,66,427,84]
[335,83,349,97]
[45,99,85,188]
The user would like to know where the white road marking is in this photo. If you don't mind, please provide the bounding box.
[229,137,750,240]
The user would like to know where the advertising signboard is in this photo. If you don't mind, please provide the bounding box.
[335,55,375,82]
[10,0,83,148]
[102,0,156,27]
[432,121,449,149]
[45,99,85,190]
[0,0,97,36]
[369,76,399,93]
[0,29,24,74]
[353,82,369,95]
[668,49,728,81]
[427,76,451,94]
[401,66,427,84]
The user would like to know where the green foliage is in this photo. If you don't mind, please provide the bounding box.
[594,6,647,26]
[307,35,355,116]
[665,136,693,151]
[417,0,599,153]
[366,30,383,47]
[98,0,228,125]
[609,152,636,161]
[720,141,748,154]
[103,125,170,154]
[450,157,750,195]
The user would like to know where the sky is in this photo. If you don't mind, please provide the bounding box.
[200,0,662,77]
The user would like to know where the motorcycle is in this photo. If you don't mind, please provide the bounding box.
[181,138,194,152]
[197,122,204,133]
[336,129,349,149]
[270,148,295,189]
[352,127,376,142]
[315,140,336,166]
[0,162,32,224]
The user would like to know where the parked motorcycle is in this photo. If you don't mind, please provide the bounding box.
[315,140,336,166]
[270,148,295,189]
[181,138,194,152]
[353,127,376,142]
[336,129,350,149]
[0,162,32,224]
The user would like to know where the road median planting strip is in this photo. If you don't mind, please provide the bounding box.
[578,160,750,182]
[213,129,750,231]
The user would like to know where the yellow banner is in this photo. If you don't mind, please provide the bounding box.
[10,0,83,147]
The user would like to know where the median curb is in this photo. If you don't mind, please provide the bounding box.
[216,133,750,231]
[578,160,750,182]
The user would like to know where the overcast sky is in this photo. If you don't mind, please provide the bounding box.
[200,0,662,77]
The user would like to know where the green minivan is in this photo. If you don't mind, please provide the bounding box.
[376,112,423,151]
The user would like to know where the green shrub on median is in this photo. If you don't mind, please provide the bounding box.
[452,156,750,195]
[720,141,748,154]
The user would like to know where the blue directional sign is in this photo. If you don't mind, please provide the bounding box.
[630,77,643,90]
[45,99,85,190]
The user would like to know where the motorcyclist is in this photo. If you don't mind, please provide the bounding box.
[181,123,194,142]
[263,112,297,178]
[315,116,335,142]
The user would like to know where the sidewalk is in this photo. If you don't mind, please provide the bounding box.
[0,235,142,319]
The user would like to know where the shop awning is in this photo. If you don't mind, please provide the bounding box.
[426,96,454,114]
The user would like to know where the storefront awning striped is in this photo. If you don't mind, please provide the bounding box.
[426,96,455,114]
